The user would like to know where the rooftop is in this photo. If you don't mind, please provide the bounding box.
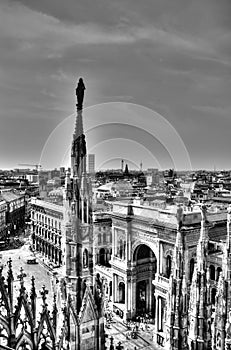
[111,200,227,228]
[0,191,24,202]
[31,198,64,213]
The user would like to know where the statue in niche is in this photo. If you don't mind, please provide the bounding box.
[81,279,86,300]
[71,202,76,215]
[76,78,85,110]
[94,273,103,309]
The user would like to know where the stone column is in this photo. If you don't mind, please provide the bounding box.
[159,243,163,275]
[131,278,137,319]
[81,198,84,223]
[147,279,153,314]
[156,295,161,332]
[112,274,117,303]
[86,198,89,224]
[124,277,128,320]
[55,249,57,264]
[158,297,164,332]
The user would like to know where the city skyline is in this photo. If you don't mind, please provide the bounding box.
[0,0,231,170]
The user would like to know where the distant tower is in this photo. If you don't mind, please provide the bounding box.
[124,163,129,176]
[121,159,124,172]
[140,161,143,172]
[88,154,95,174]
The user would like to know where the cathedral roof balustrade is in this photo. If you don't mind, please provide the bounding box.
[153,273,169,291]
[110,256,128,272]
[94,264,112,280]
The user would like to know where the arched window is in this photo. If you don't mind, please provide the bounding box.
[109,281,112,297]
[211,288,216,305]
[98,233,101,244]
[210,265,215,281]
[190,258,194,282]
[123,241,126,260]
[83,249,88,268]
[99,248,105,266]
[119,239,123,259]
[216,333,221,350]
[166,255,172,278]
[103,231,107,243]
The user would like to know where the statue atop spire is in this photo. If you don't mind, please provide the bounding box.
[76,77,86,111]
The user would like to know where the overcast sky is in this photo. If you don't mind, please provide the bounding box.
[0,0,231,171]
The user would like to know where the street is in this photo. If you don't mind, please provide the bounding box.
[1,244,54,311]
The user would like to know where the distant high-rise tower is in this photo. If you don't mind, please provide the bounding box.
[121,159,124,172]
[140,161,143,172]
[88,154,95,174]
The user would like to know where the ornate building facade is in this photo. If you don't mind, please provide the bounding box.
[109,198,230,349]
[31,199,63,267]
[0,191,25,235]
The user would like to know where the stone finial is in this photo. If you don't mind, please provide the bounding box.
[40,285,49,306]
[17,267,27,292]
[176,205,183,230]
[30,276,36,298]
[110,336,114,349]
[227,205,231,223]
[52,293,58,331]
[7,258,13,281]
[200,202,208,222]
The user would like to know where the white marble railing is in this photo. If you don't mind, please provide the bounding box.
[154,273,169,286]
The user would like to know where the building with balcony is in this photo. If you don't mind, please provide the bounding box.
[93,211,112,300]
[0,198,7,239]
[30,198,63,266]
[0,191,25,234]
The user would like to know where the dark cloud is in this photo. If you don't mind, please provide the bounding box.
[0,0,231,169]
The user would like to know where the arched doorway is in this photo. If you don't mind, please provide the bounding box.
[119,282,125,303]
[99,248,105,266]
[133,244,156,317]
